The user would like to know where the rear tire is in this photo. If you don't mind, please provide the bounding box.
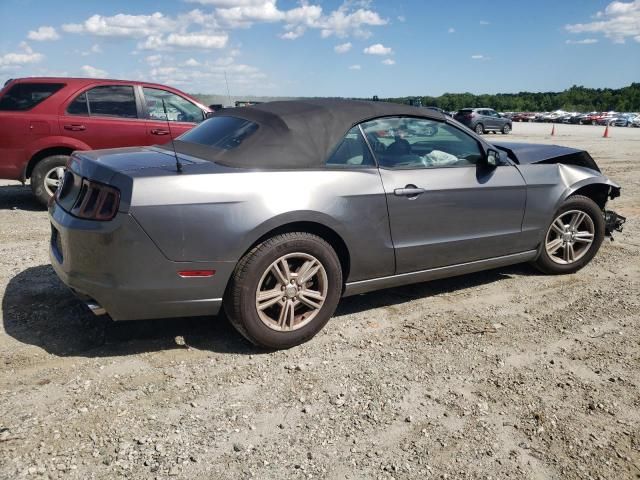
[475,123,484,135]
[532,195,604,275]
[224,232,342,349]
[501,124,511,134]
[30,155,69,206]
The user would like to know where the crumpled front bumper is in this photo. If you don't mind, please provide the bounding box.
[604,210,626,237]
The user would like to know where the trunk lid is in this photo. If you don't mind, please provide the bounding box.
[60,146,204,213]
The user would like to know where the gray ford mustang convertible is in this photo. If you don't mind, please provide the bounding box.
[49,99,625,349]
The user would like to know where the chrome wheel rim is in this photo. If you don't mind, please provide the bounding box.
[503,125,510,133]
[255,252,328,331]
[475,124,483,134]
[44,166,66,197]
[545,209,595,265]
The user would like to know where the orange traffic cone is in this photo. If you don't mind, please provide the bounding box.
[551,124,556,136]
[603,125,610,138]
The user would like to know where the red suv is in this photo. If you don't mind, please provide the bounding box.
[0,77,211,204]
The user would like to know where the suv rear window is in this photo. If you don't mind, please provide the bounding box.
[456,109,473,115]
[0,82,64,111]
[178,116,258,150]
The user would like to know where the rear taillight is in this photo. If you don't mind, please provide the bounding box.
[70,179,120,221]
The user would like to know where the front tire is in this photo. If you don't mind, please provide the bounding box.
[533,195,605,275]
[224,232,342,349]
[30,155,69,206]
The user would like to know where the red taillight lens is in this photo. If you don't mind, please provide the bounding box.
[70,179,120,221]
[178,270,216,278]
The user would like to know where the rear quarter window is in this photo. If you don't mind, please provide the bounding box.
[0,82,65,111]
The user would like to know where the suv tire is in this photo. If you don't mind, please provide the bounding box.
[31,155,70,206]
[474,123,484,135]
[501,124,511,134]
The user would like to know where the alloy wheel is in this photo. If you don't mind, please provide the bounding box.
[43,166,66,197]
[545,209,595,265]
[255,252,328,331]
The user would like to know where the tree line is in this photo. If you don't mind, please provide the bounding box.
[380,83,640,113]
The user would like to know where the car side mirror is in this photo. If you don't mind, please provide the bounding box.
[205,111,215,119]
[485,149,500,168]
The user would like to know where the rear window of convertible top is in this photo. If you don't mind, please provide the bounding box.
[178,115,258,150]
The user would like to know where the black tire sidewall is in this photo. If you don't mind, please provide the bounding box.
[534,195,605,274]
[31,155,69,206]
[227,233,342,349]
[475,124,484,134]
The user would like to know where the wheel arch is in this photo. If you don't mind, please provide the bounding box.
[564,178,621,210]
[25,146,74,179]
[239,220,351,284]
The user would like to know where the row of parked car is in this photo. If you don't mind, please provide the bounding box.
[507,110,640,127]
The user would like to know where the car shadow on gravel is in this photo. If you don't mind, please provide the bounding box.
[3,263,540,358]
[0,184,44,211]
[2,265,256,357]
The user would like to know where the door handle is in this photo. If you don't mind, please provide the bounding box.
[394,185,426,197]
[151,129,170,135]
[63,124,86,131]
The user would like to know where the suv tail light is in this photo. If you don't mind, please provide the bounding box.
[70,179,120,221]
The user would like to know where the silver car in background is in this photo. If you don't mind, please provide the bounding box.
[49,100,624,349]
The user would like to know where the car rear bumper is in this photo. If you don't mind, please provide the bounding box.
[48,201,235,320]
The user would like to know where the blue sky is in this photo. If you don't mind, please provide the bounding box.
[1,0,639,97]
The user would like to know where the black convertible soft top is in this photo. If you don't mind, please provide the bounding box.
[169,99,444,169]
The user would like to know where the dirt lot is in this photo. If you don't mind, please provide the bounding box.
[1,122,639,480]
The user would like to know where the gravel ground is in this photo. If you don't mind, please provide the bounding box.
[1,122,639,480]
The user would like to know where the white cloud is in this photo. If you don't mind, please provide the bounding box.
[566,38,599,44]
[479,20,490,25]
[184,58,201,66]
[334,41,352,53]
[397,15,406,22]
[138,32,228,50]
[280,26,305,40]
[81,44,102,56]
[471,54,490,60]
[363,43,393,55]
[210,0,385,38]
[145,54,163,66]
[566,0,640,43]
[167,32,228,48]
[80,65,107,78]
[27,26,60,41]
[0,43,43,68]
[381,58,395,65]
[144,56,267,93]
[63,10,226,51]
[448,27,455,33]
[348,64,361,70]
[317,5,386,38]
[61,2,387,48]
[63,12,174,37]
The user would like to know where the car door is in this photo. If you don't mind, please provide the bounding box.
[361,116,527,273]
[140,87,205,144]
[59,84,148,149]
